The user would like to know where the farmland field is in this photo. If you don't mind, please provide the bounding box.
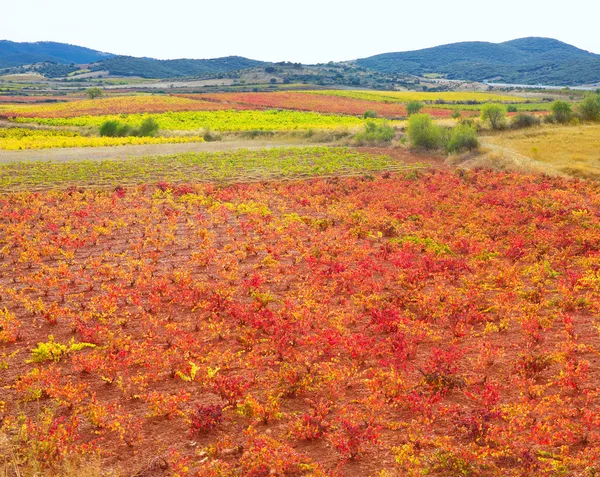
[302,90,528,103]
[0,127,206,150]
[10,109,382,132]
[0,95,252,118]
[1,84,599,477]
[0,147,416,190]
[181,92,455,118]
[427,102,553,112]
[2,148,600,476]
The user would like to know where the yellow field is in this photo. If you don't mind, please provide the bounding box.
[304,90,527,103]
[0,128,205,150]
[484,124,600,178]
[10,109,377,131]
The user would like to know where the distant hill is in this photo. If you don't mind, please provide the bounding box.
[356,38,600,86]
[0,40,113,68]
[92,55,266,79]
[2,38,598,85]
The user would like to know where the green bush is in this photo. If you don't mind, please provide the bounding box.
[446,123,479,153]
[480,104,507,130]
[99,121,132,137]
[407,114,442,149]
[511,113,541,129]
[138,117,160,137]
[354,121,395,145]
[406,101,424,116]
[363,110,378,119]
[117,124,133,137]
[451,110,461,119]
[99,120,120,137]
[100,118,159,138]
[578,94,600,122]
[507,105,518,113]
[551,101,573,123]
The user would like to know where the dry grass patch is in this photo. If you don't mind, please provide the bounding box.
[483,124,600,179]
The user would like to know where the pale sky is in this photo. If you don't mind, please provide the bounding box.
[3,0,599,63]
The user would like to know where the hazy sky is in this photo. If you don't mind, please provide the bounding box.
[4,0,599,63]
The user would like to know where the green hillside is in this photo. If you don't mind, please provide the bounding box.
[0,40,113,68]
[356,37,600,86]
[91,56,266,78]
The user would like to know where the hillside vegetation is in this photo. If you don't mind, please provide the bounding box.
[357,37,600,86]
[90,55,266,78]
[0,40,113,68]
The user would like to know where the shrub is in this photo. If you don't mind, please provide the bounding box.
[116,124,133,137]
[100,118,159,138]
[354,121,395,145]
[407,114,442,149]
[446,123,479,153]
[551,100,573,123]
[507,105,518,113]
[511,113,541,129]
[138,117,160,137]
[578,94,600,122]
[406,101,424,116]
[100,120,132,137]
[480,104,507,130]
[363,110,378,119]
[99,120,120,137]
[451,110,461,119]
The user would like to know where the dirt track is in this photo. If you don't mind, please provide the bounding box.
[0,140,332,163]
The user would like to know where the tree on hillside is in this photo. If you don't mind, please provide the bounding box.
[86,87,103,100]
[480,104,507,130]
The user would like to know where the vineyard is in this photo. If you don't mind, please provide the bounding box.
[10,109,378,132]
[0,95,252,119]
[180,92,454,119]
[302,90,528,104]
[0,91,545,152]
[0,127,206,150]
[0,147,411,190]
[1,160,600,476]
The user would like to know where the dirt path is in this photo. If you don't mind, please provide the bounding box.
[0,140,334,163]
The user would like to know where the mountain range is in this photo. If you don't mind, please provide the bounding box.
[1,37,599,86]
